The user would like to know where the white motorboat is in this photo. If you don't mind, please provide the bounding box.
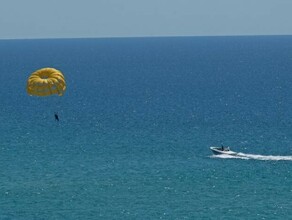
[210,146,238,156]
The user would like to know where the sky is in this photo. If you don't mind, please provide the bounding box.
[0,0,291,39]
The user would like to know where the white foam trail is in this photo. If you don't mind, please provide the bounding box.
[237,153,292,161]
[211,153,292,161]
[211,154,249,160]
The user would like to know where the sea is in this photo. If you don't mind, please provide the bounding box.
[0,36,291,219]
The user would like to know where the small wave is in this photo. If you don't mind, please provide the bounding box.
[211,154,249,160]
[211,153,292,161]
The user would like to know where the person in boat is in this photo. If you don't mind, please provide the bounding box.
[221,145,231,151]
[54,112,59,121]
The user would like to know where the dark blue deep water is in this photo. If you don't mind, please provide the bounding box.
[0,36,292,219]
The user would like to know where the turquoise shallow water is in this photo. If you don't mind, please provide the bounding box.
[0,36,292,219]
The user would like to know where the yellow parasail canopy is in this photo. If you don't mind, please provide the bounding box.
[27,67,66,96]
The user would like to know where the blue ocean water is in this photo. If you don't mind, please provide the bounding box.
[0,36,292,219]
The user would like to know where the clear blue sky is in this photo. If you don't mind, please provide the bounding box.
[0,0,291,39]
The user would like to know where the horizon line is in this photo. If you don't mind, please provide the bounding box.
[0,34,291,41]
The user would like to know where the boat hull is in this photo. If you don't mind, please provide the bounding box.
[210,147,237,156]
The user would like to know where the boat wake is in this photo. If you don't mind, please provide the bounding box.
[211,153,292,161]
